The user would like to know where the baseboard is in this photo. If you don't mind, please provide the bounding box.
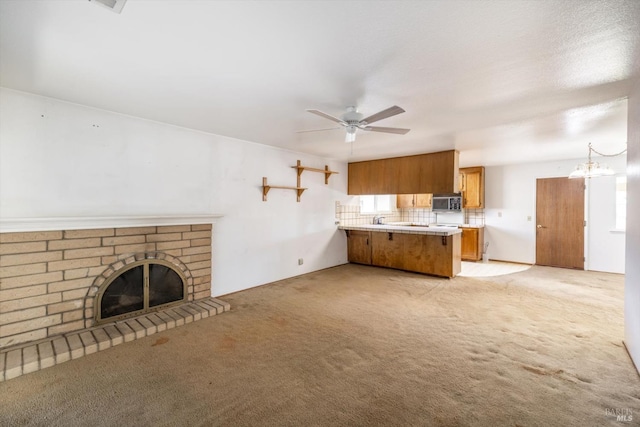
[481,258,533,266]
[622,340,640,378]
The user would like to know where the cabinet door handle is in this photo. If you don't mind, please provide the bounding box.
[388,232,393,241]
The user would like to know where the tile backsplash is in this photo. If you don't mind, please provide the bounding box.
[465,209,486,225]
[401,209,436,224]
[335,203,402,226]
[336,198,485,226]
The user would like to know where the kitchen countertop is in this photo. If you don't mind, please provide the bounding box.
[383,222,484,229]
[339,223,462,236]
[376,221,484,229]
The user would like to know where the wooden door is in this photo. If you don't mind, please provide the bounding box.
[535,177,584,269]
[347,230,372,265]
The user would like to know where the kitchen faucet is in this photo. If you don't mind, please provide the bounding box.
[373,216,385,224]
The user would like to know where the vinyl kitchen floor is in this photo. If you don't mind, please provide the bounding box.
[459,260,532,277]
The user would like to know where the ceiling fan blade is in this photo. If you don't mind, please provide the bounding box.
[295,127,342,134]
[362,126,411,135]
[361,105,405,125]
[306,109,347,125]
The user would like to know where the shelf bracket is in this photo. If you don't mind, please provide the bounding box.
[291,160,339,185]
[323,165,333,184]
[262,177,306,202]
[262,177,270,201]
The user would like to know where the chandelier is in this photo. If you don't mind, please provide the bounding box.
[568,143,627,179]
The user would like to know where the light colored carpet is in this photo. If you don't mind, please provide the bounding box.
[0,264,637,426]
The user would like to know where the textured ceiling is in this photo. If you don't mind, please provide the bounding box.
[1,0,638,166]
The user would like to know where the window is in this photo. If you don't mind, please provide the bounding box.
[360,195,394,214]
[615,176,626,231]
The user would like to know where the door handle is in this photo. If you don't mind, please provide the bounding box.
[537,224,545,229]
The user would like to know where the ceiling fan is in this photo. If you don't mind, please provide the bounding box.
[300,105,410,143]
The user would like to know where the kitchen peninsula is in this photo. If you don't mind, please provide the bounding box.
[340,224,462,278]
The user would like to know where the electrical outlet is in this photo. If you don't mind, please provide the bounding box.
[527,216,532,221]
[498,212,502,217]
[298,258,304,265]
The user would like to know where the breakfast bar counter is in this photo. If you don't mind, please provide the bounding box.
[340,223,461,278]
[338,223,462,236]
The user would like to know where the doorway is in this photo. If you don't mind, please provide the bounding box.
[535,177,585,269]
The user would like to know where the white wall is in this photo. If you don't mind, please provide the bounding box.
[0,88,349,296]
[587,175,626,273]
[625,78,640,373]
[484,156,626,273]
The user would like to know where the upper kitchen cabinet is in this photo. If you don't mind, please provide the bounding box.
[459,166,485,209]
[397,193,432,208]
[348,150,459,195]
[349,157,394,194]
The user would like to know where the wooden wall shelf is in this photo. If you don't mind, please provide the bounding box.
[291,160,339,184]
[262,177,306,202]
[262,160,336,202]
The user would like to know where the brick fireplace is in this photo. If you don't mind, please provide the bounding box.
[0,216,221,350]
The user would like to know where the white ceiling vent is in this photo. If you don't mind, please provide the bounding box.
[89,0,127,14]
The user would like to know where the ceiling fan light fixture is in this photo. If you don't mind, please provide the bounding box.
[345,126,357,143]
[304,105,409,143]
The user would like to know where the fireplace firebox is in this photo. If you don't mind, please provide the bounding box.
[97,260,187,324]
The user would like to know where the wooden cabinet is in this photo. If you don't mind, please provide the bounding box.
[396,194,414,208]
[397,194,432,208]
[371,232,405,269]
[345,227,463,277]
[348,159,392,194]
[348,150,459,195]
[460,227,485,261]
[346,230,372,265]
[363,230,461,278]
[459,166,485,209]
[404,233,461,278]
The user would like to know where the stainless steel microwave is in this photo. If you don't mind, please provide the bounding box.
[432,194,462,212]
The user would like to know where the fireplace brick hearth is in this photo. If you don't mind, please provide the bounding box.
[0,296,230,381]
[0,223,215,350]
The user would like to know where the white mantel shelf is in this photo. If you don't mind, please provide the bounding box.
[0,214,224,233]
